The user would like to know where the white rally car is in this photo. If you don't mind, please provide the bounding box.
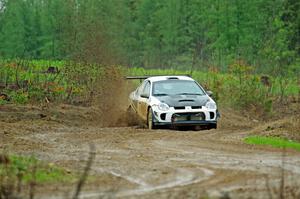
[127,75,219,130]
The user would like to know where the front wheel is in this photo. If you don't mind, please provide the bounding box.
[147,108,156,129]
[209,123,217,129]
[194,123,217,131]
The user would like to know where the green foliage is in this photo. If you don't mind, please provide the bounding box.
[226,61,271,110]
[0,99,8,105]
[10,91,28,104]
[129,67,299,112]
[0,154,75,184]
[245,136,300,152]
[0,59,298,111]
[0,59,105,104]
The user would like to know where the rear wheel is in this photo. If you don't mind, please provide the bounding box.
[147,108,156,129]
[125,105,139,126]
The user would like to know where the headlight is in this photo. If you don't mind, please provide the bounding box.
[205,101,216,109]
[158,103,169,111]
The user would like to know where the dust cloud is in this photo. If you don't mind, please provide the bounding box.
[92,66,136,127]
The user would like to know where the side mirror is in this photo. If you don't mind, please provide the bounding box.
[140,93,149,98]
[206,91,213,97]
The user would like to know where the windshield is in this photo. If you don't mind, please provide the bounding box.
[152,80,205,96]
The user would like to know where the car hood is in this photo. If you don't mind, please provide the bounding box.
[154,95,210,107]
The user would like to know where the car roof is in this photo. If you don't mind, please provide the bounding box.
[147,76,194,82]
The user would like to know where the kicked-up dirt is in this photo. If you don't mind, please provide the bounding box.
[0,104,300,199]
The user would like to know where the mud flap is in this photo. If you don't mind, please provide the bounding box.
[217,109,221,119]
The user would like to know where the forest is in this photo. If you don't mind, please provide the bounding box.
[0,0,299,74]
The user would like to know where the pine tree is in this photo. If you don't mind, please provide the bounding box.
[0,0,26,58]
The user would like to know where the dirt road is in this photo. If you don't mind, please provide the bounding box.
[1,105,300,199]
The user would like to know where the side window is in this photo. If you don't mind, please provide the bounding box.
[142,81,151,97]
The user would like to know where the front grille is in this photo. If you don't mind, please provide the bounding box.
[174,106,185,110]
[174,106,202,110]
[172,112,205,122]
[192,106,202,109]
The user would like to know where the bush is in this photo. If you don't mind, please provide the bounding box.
[0,59,298,111]
[220,61,273,112]
[10,91,29,105]
[129,62,277,114]
[0,99,8,105]
[0,154,75,198]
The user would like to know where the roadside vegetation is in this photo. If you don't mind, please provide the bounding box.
[0,59,299,115]
[129,66,299,112]
[0,154,74,183]
[0,154,75,198]
[245,136,300,152]
[0,146,95,199]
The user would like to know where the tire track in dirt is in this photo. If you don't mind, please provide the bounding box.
[153,139,300,174]
[2,121,300,198]
[79,167,214,198]
[63,128,300,198]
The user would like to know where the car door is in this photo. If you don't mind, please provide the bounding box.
[137,81,151,121]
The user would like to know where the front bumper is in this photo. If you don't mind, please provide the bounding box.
[152,106,218,126]
[154,120,217,126]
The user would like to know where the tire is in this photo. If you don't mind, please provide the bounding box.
[126,105,138,126]
[194,125,202,131]
[147,108,156,129]
[209,123,217,129]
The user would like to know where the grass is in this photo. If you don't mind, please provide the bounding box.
[0,59,299,106]
[0,153,95,198]
[0,154,75,184]
[129,67,300,96]
[245,136,300,152]
[129,67,299,112]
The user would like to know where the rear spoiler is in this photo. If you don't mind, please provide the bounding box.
[125,76,152,80]
[125,74,191,80]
